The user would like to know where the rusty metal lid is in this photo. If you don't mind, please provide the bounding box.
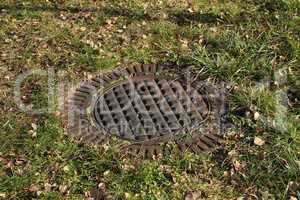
[66,64,226,157]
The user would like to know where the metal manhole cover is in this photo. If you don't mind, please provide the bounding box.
[66,64,226,157]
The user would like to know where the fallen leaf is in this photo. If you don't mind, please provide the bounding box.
[5,161,13,169]
[29,129,37,137]
[0,157,9,165]
[80,27,86,31]
[296,160,300,168]
[31,123,37,130]
[59,185,67,193]
[87,186,109,200]
[15,157,26,165]
[228,150,238,157]
[63,165,70,172]
[124,192,130,199]
[233,160,243,171]
[105,19,112,25]
[254,137,265,146]
[29,185,39,193]
[184,190,206,200]
[44,183,52,192]
[187,8,194,13]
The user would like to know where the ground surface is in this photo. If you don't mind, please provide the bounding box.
[0,0,299,199]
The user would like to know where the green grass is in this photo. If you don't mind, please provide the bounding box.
[0,0,299,199]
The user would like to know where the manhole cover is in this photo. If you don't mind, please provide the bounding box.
[66,64,226,157]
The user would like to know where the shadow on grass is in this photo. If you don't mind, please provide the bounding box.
[0,4,151,20]
[0,3,220,24]
[169,11,219,25]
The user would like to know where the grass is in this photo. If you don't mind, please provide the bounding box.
[0,0,299,199]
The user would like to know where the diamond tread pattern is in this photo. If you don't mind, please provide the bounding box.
[66,64,223,157]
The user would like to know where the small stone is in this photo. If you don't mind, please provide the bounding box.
[103,170,110,176]
[254,112,260,120]
[98,182,105,188]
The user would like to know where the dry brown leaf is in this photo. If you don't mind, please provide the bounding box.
[59,185,67,194]
[29,185,39,193]
[124,192,130,199]
[80,27,86,31]
[233,160,243,171]
[184,190,206,200]
[63,165,70,172]
[0,157,9,165]
[254,137,265,146]
[44,183,52,192]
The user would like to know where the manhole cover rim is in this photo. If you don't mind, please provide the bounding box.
[66,64,225,156]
